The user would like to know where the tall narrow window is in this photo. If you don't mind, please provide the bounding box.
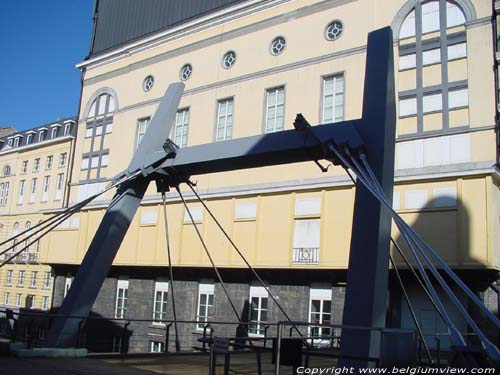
[16,293,22,307]
[136,117,150,149]
[249,286,269,336]
[196,283,214,330]
[150,341,165,353]
[46,155,53,170]
[59,153,67,167]
[55,173,64,200]
[64,275,73,297]
[115,279,129,319]
[43,272,51,289]
[309,288,332,345]
[216,98,233,141]
[153,281,168,325]
[38,130,47,142]
[64,122,72,136]
[30,178,37,203]
[293,198,321,264]
[21,161,28,173]
[23,222,31,260]
[18,270,25,286]
[26,295,35,309]
[0,182,10,206]
[322,74,344,123]
[31,271,38,288]
[42,296,49,310]
[33,158,40,172]
[18,180,25,204]
[26,133,34,145]
[4,292,9,305]
[50,127,58,139]
[42,176,50,202]
[265,87,285,133]
[174,109,189,147]
[6,270,13,286]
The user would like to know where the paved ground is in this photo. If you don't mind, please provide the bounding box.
[0,351,337,375]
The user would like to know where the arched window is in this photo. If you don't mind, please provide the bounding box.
[3,165,11,177]
[24,221,31,253]
[87,93,116,118]
[397,0,469,134]
[12,222,19,252]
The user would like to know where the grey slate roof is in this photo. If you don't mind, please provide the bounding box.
[89,0,247,56]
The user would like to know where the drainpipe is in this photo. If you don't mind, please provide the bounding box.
[492,0,500,167]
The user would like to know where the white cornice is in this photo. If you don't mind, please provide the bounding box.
[77,0,291,70]
[0,136,74,157]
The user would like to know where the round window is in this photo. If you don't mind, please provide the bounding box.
[143,75,155,92]
[270,36,286,55]
[325,21,344,41]
[180,64,192,81]
[222,51,237,69]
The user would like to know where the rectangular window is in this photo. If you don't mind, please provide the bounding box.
[422,48,441,65]
[0,182,10,206]
[26,295,35,309]
[59,153,67,167]
[33,158,40,172]
[115,279,129,319]
[183,206,203,223]
[43,272,51,289]
[39,130,47,142]
[423,93,443,113]
[101,154,109,167]
[150,341,165,353]
[85,128,93,138]
[293,219,320,264]
[216,98,233,141]
[249,286,269,336]
[399,54,416,70]
[51,127,58,139]
[196,283,214,330]
[55,173,64,200]
[18,180,25,204]
[26,134,34,145]
[265,87,285,133]
[112,336,122,353]
[95,125,103,136]
[4,292,9,305]
[81,157,89,170]
[13,137,20,148]
[27,179,40,204]
[448,43,467,60]
[448,88,468,109]
[31,271,38,288]
[91,156,99,169]
[64,123,72,135]
[21,161,28,173]
[136,117,150,149]
[399,97,417,117]
[42,176,50,202]
[42,296,49,310]
[16,293,22,307]
[234,202,257,220]
[153,281,168,324]
[6,270,13,286]
[309,288,332,345]
[174,109,189,147]
[322,74,344,124]
[45,155,52,169]
[18,270,25,286]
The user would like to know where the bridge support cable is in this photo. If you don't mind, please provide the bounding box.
[185,181,309,345]
[161,192,181,352]
[329,143,500,361]
[389,253,433,363]
[0,171,142,265]
[175,186,253,342]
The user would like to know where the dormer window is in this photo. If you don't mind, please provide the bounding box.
[13,137,20,148]
[64,122,73,136]
[39,129,47,142]
[50,127,59,139]
[26,133,34,145]
[7,138,13,147]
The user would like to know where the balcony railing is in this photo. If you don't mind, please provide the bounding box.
[28,253,38,263]
[292,247,319,264]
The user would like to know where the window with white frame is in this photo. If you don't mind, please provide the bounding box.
[6,270,13,286]
[42,296,49,310]
[64,122,72,136]
[293,198,321,264]
[26,294,35,309]
[4,292,9,305]
[249,286,269,336]
[0,182,10,206]
[46,155,53,170]
[43,272,51,289]
[50,127,58,139]
[174,109,189,147]
[136,117,150,149]
[18,270,25,286]
[309,288,332,344]
[38,130,47,142]
[12,222,19,253]
[13,137,20,148]
[31,271,38,288]
[16,293,22,307]
[59,153,67,167]
[21,160,28,173]
[150,340,165,353]
[7,138,13,147]
[115,279,129,319]
[26,133,34,145]
[153,281,168,324]
[23,222,31,257]
[42,176,50,202]
[55,173,64,200]
[196,283,214,330]
[216,98,233,141]
[33,158,40,172]
[18,180,25,204]
[265,87,285,133]
[322,74,344,124]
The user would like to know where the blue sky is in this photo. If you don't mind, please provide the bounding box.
[0,1,94,131]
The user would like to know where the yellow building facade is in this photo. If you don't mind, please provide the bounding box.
[33,0,500,353]
[0,119,76,313]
